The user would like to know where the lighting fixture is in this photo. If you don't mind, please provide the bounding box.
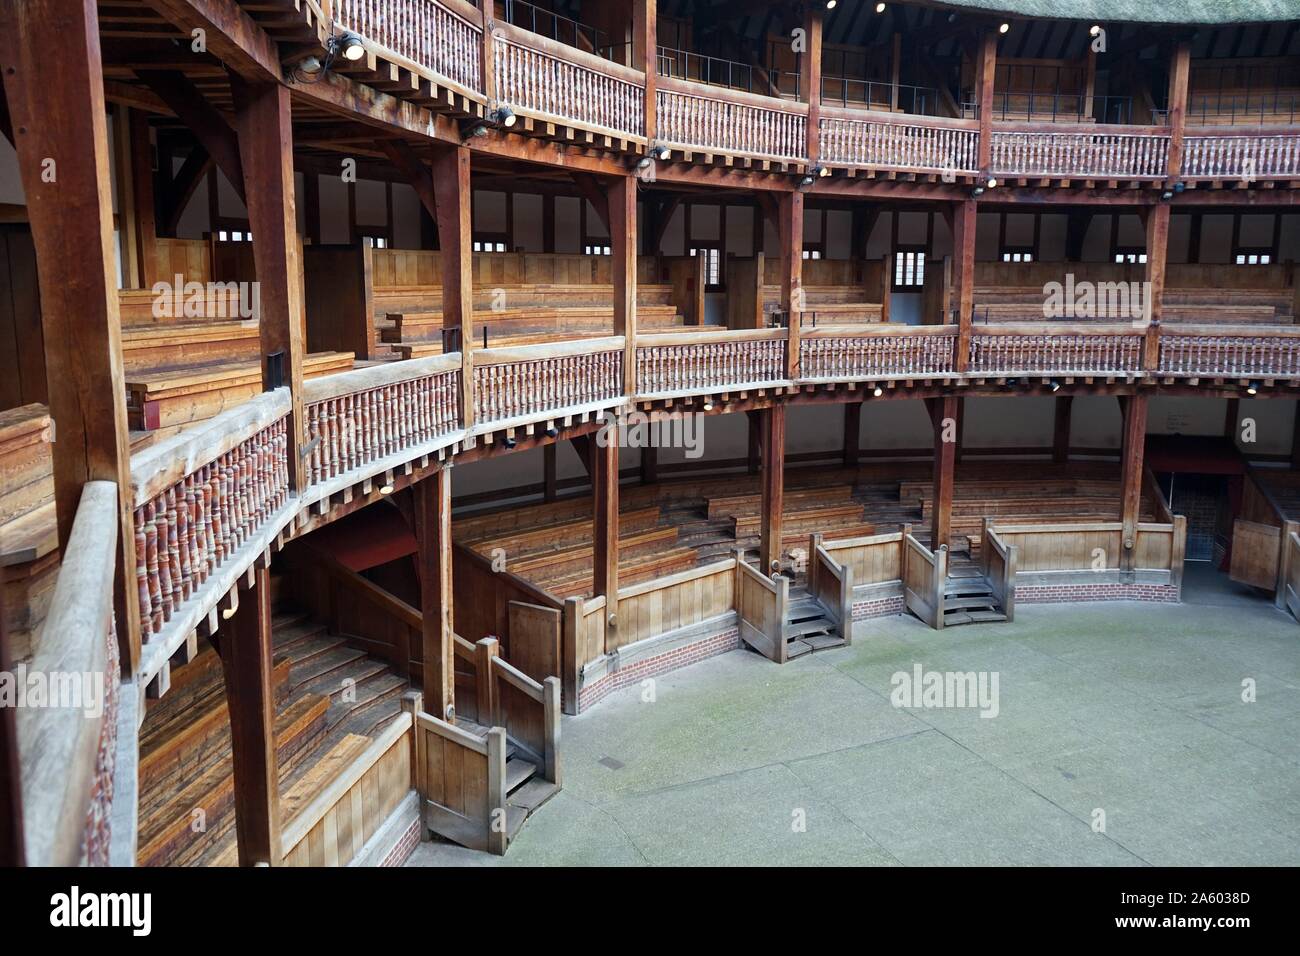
[971,186,985,197]
[297,55,323,77]
[654,144,671,161]
[877,2,887,12]
[826,0,837,9]
[702,399,714,411]
[1246,381,1260,396]
[1161,189,1174,201]
[812,163,831,178]
[637,157,653,170]
[999,22,1011,34]
[1047,379,1061,393]
[379,483,394,495]
[800,175,815,187]
[335,31,365,62]
[503,436,518,449]
[1173,181,1185,194]
[546,426,559,438]
[873,386,884,397]
[1089,24,1102,36]
[459,118,492,141]
[490,105,517,128]
[986,177,998,188]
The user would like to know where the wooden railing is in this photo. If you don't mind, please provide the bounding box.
[819,107,979,175]
[614,558,737,649]
[735,550,789,662]
[656,77,807,162]
[494,25,645,140]
[18,481,117,866]
[989,125,1170,179]
[635,329,787,396]
[801,325,957,381]
[487,653,561,783]
[332,0,483,96]
[129,390,291,647]
[302,354,462,485]
[473,338,625,427]
[1157,326,1300,378]
[990,520,1186,593]
[808,534,853,642]
[980,519,1017,623]
[820,529,907,592]
[968,324,1146,376]
[1182,129,1300,179]
[902,533,945,630]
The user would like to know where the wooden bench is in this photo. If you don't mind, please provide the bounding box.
[543,546,701,599]
[121,320,262,373]
[127,351,355,430]
[0,404,58,662]
[975,284,1294,325]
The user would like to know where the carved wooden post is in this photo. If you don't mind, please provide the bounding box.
[0,0,142,673]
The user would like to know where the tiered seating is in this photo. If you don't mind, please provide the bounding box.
[762,285,884,326]
[136,594,408,866]
[973,286,1294,326]
[1186,62,1300,126]
[0,405,58,662]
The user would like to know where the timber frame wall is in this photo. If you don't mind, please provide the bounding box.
[3,0,1300,866]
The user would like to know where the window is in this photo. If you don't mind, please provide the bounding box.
[473,239,506,252]
[362,235,388,249]
[1000,247,1034,263]
[1234,249,1273,266]
[584,243,612,256]
[690,246,721,286]
[893,248,926,289]
[801,248,824,260]
[216,230,252,243]
[1113,248,1147,264]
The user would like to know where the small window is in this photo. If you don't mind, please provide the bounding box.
[1000,248,1034,263]
[473,236,507,253]
[893,249,926,289]
[584,244,612,256]
[801,248,824,260]
[1113,248,1147,264]
[690,247,721,285]
[1234,250,1273,266]
[363,235,388,249]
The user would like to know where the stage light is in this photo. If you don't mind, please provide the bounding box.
[490,105,517,128]
[800,175,815,187]
[986,177,998,188]
[999,23,1011,34]
[1090,25,1102,36]
[546,426,559,438]
[1246,381,1260,396]
[876,3,887,12]
[654,145,671,161]
[336,31,365,61]
[379,484,394,495]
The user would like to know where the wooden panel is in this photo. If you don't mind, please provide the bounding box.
[613,559,735,649]
[507,601,561,683]
[1230,518,1280,590]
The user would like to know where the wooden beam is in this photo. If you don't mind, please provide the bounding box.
[0,0,142,674]
[1053,396,1074,463]
[974,29,997,173]
[1165,41,1192,179]
[1144,203,1170,327]
[608,175,637,394]
[543,443,558,500]
[111,105,141,290]
[649,194,681,253]
[842,400,861,469]
[747,409,761,475]
[129,109,159,287]
[1119,395,1149,575]
[136,70,245,202]
[592,430,619,622]
[778,190,804,378]
[480,0,498,106]
[231,75,307,492]
[801,4,823,166]
[140,0,282,84]
[929,396,958,552]
[759,405,786,574]
[950,198,977,370]
[417,467,454,720]
[381,139,438,222]
[431,145,474,427]
[573,173,611,234]
[636,0,657,145]
[216,564,280,866]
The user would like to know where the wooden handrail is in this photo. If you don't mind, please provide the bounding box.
[490,654,544,704]
[417,709,489,754]
[636,328,786,347]
[472,335,625,367]
[302,352,462,404]
[617,557,736,601]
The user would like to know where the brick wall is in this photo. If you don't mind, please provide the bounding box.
[577,627,742,713]
[379,817,421,867]
[1014,583,1180,604]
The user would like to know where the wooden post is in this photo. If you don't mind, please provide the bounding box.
[0,0,142,674]
[417,466,455,720]
[218,564,280,866]
[951,199,977,371]
[543,443,558,501]
[1053,396,1074,463]
[592,433,620,626]
[929,396,958,552]
[801,3,823,167]
[1119,395,1149,575]
[608,175,637,395]
[779,191,804,379]
[974,29,998,173]
[231,76,307,492]
[635,0,657,145]
[842,401,861,469]
[474,637,499,727]
[1165,41,1192,179]
[129,110,158,288]
[480,0,498,108]
[1144,203,1170,327]
[747,410,761,475]
[111,105,140,289]
[759,405,786,575]
[431,145,475,428]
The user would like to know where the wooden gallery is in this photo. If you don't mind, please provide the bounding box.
[1,0,1298,867]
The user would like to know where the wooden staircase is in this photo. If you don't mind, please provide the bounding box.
[455,714,560,844]
[941,552,1008,627]
[782,583,846,659]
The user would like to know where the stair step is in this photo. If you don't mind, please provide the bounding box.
[506,805,529,841]
[786,639,814,659]
[945,583,993,598]
[785,617,835,639]
[804,633,847,651]
[944,595,999,610]
[505,757,538,794]
[944,609,1008,626]
[508,778,559,813]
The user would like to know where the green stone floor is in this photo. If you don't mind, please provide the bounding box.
[408,586,1300,867]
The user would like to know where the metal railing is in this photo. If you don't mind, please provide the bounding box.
[499,0,610,59]
[656,46,797,99]
[968,92,1135,125]
[821,77,939,115]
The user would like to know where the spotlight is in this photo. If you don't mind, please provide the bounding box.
[876,2,887,11]
[1089,24,1102,36]
[637,157,653,170]
[459,118,491,141]
[546,426,559,438]
[379,483,394,495]
[1173,181,1185,194]
[1006,377,1021,387]
[1047,379,1061,393]
[873,386,884,397]
[503,436,517,449]
[702,399,714,411]
[1161,189,1174,201]
[1246,381,1260,396]
[812,163,831,178]
[971,186,985,197]
[986,177,998,188]
[826,0,836,8]
[335,31,365,62]
[800,175,815,187]
[490,105,517,128]
[654,144,671,161]
[999,22,1011,34]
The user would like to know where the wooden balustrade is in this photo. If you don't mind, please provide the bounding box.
[800,326,957,381]
[302,355,462,485]
[980,520,1017,623]
[494,26,645,140]
[1158,326,1300,378]
[989,125,1170,179]
[332,0,483,95]
[1182,129,1300,179]
[129,391,291,642]
[18,481,117,866]
[735,550,788,663]
[818,107,978,174]
[414,708,509,854]
[635,329,787,396]
[902,534,945,630]
[968,325,1145,376]
[656,77,807,161]
[487,655,561,784]
[473,337,625,427]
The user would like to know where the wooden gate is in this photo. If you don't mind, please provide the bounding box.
[508,601,562,684]
[1229,519,1280,590]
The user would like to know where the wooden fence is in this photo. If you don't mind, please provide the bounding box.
[902,533,946,629]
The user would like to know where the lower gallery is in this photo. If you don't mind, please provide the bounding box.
[0,0,1298,877]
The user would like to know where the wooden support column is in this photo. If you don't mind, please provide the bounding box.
[1053,396,1074,463]
[417,467,454,721]
[1224,397,1240,441]
[950,198,977,371]
[635,0,657,146]
[929,396,958,552]
[111,105,140,289]
[0,0,142,673]
[592,434,620,625]
[801,3,823,168]
[842,401,862,469]
[431,145,475,427]
[747,410,761,474]
[1143,203,1170,328]
[608,175,637,394]
[129,110,158,288]
[218,565,280,866]
[480,0,498,107]
[759,405,786,574]
[1118,395,1149,574]
[778,190,804,378]
[640,444,658,485]
[231,76,307,491]
[974,29,998,173]
[543,443,558,501]
[1165,41,1192,180]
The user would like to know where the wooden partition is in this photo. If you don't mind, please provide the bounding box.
[735,551,788,662]
[820,529,906,589]
[1230,468,1299,602]
[808,534,853,642]
[981,519,1017,623]
[414,709,508,854]
[991,519,1186,597]
[903,534,946,629]
[304,245,373,358]
[662,254,707,326]
[614,558,736,649]
[454,543,565,663]
[726,254,765,329]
